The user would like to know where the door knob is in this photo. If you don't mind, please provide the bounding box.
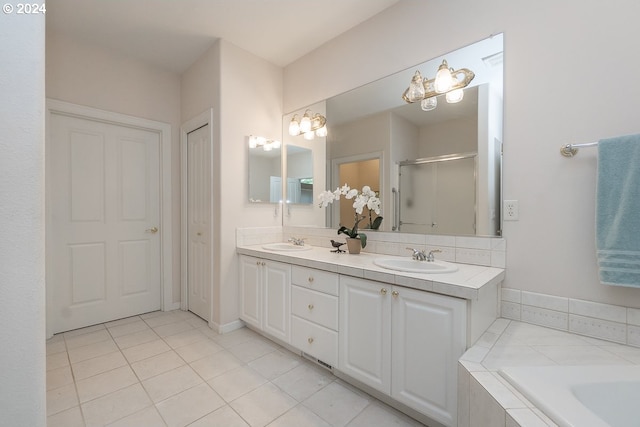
[146,226,159,234]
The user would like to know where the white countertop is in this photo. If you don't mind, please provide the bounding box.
[237,244,505,300]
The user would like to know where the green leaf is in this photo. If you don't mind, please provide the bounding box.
[359,233,367,248]
[371,216,383,230]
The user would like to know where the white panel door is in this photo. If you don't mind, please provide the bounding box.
[391,286,466,427]
[50,114,161,333]
[186,124,211,321]
[338,276,391,394]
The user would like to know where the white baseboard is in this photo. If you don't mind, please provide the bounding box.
[212,319,245,334]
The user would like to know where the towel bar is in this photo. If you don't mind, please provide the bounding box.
[560,142,598,157]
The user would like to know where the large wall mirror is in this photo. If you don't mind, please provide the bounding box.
[325,34,503,236]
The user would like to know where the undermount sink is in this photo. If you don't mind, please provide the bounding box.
[262,243,312,251]
[373,258,458,274]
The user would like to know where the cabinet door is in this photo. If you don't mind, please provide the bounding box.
[239,256,262,329]
[391,286,466,427]
[263,260,291,343]
[338,276,391,394]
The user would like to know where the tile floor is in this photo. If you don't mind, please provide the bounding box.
[47,310,425,427]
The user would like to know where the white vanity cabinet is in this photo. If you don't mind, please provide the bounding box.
[339,276,466,427]
[238,255,291,344]
[290,266,339,367]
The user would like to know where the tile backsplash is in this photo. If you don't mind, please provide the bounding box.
[237,226,506,269]
[501,287,640,347]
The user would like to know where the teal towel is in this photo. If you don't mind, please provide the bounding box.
[596,134,640,287]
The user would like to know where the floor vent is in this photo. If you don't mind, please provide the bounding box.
[302,352,333,371]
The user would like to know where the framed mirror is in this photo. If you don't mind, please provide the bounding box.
[325,34,503,236]
[248,138,282,203]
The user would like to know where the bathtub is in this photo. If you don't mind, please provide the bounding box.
[499,365,640,427]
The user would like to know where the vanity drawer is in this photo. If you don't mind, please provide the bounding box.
[291,315,338,367]
[291,285,338,331]
[291,266,339,296]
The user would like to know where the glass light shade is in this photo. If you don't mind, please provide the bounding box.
[288,115,300,136]
[446,88,464,103]
[248,135,258,148]
[303,130,315,140]
[300,111,312,133]
[315,125,327,137]
[272,140,281,148]
[421,96,437,111]
[435,60,453,93]
[407,70,426,102]
[263,142,273,151]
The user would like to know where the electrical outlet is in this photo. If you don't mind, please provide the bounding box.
[504,200,519,221]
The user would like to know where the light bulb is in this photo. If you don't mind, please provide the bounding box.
[315,125,327,137]
[263,142,272,151]
[407,70,426,102]
[303,130,315,140]
[421,97,437,111]
[248,135,258,148]
[300,110,312,133]
[446,88,464,103]
[435,60,453,93]
[272,140,281,148]
[288,115,300,136]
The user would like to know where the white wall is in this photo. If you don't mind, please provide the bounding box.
[46,32,183,303]
[284,0,640,307]
[0,12,46,425]
[182,40,283,328]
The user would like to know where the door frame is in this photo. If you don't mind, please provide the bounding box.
[45,99,175,338]
[180,109,215,324]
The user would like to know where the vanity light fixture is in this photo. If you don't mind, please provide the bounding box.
[248,135,281,151]
[402,59,475,111]
[288,109,327,140]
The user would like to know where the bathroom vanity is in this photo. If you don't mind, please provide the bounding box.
[237,243,504,427]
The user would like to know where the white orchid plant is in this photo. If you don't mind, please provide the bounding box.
[318,184,383,248]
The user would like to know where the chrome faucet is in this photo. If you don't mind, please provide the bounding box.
[406,247,427,261]
[427,249,442,262]
[288,237,305,246]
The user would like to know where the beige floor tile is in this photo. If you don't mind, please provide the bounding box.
[63,324,106,339]
[143,312,182,328]
[47,365,74,391]
[185,315,209,329]
[227,338,277,363]
[153,320,194,338]
[196,326,220,340]
[163,328,207,349]
[76,365,138,403]
[121,338,171,364]
[72,351,128,381]
[213,327,260,349]
[189,350,243,380]
[156,383,225,427]
[68,339,119,364]
[130,350,185,380]
[142,365,203,403]
[47,383,79,416]
[272,363,334,402]
[46,339,67,356]
[248,350,301,380]
[113,328,160,350]
[302,381,370,427]
[107,319,151,338]
[266,404,331,427]
[104,315,142,328]
[47,351,70,371]
[106,405,166,427]
[230,383,297,427]
[173,338,223,363]
[208,366,267,402]
[81,383,152,427]
[65,329,112,350]
[47,405,85,427]
[188,405,249,427]
[346,401,426,427]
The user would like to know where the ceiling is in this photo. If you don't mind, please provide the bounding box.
[46,0,400,73]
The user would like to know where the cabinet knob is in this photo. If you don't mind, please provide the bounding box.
[392,290,399,297]
[380,288,387,295]
[308,337,314,344]
[308,276,314,283]
[308,304,314,310]
[261,262,266,266]
[256,261,260,266]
